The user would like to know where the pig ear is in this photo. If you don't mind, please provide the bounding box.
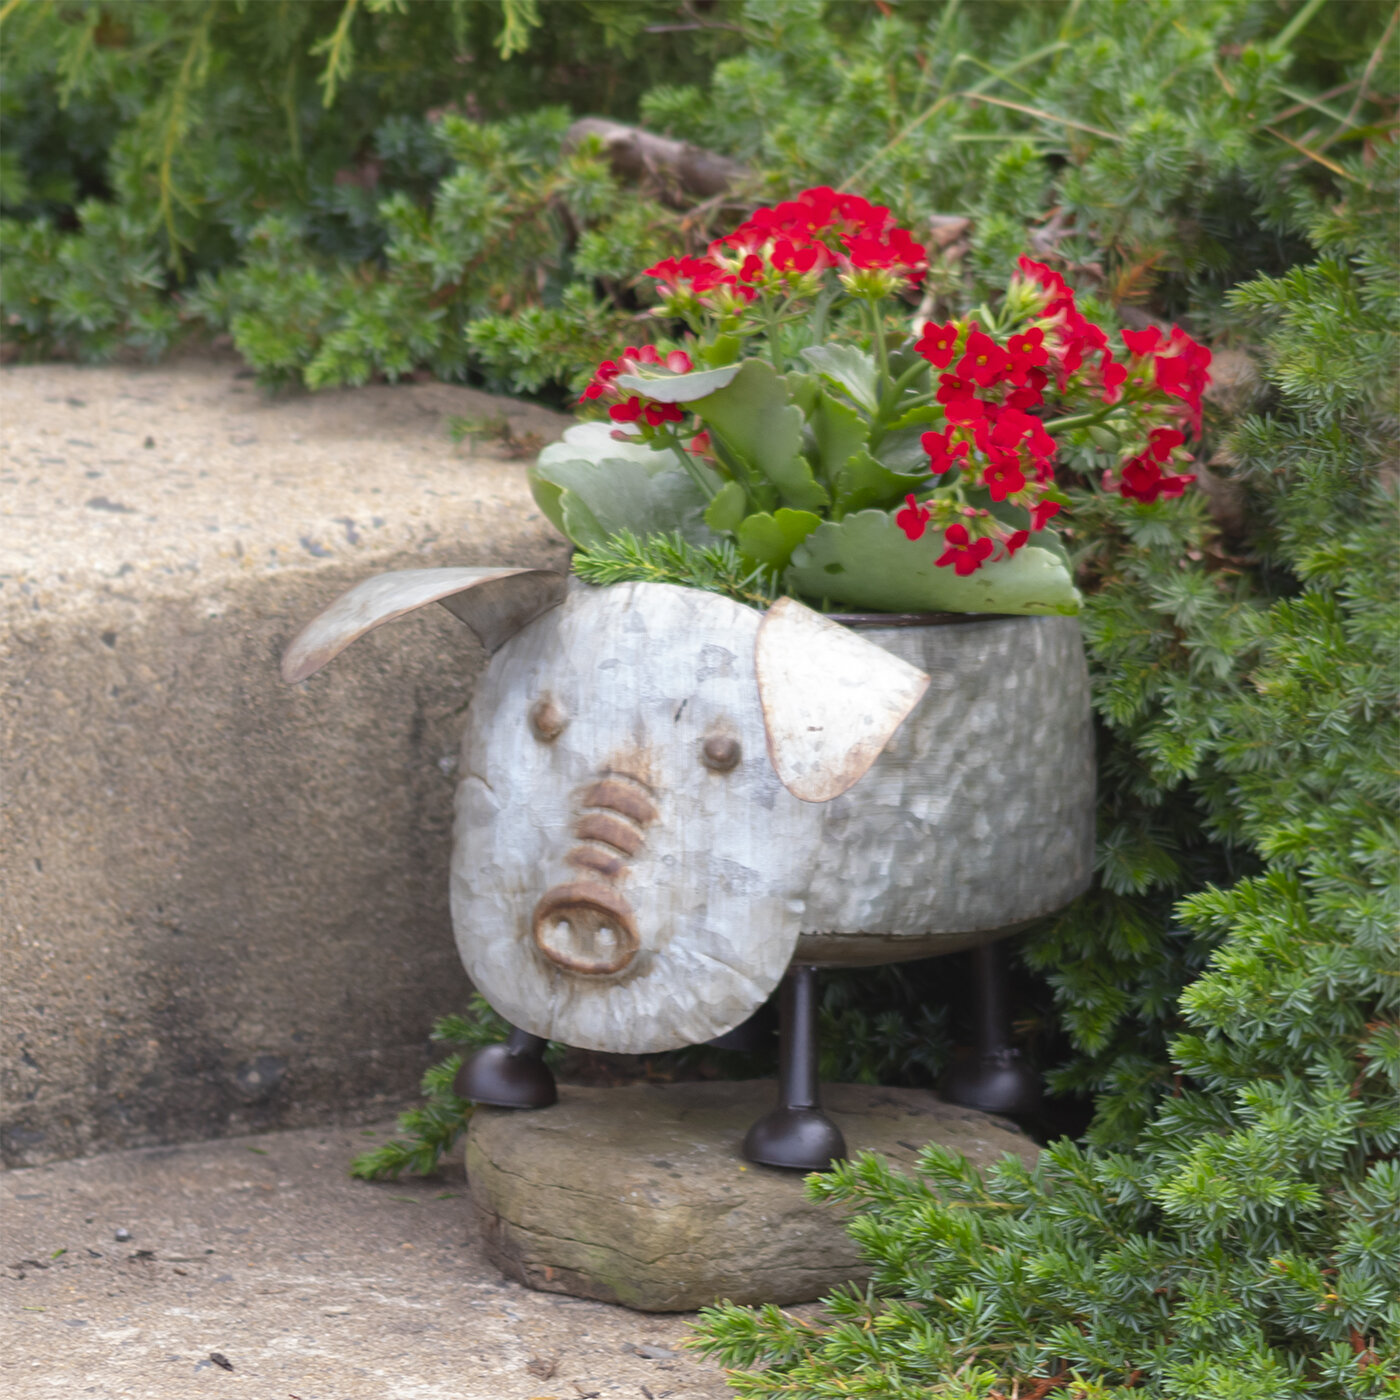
[281,567,565,684]
[755,596,930,803]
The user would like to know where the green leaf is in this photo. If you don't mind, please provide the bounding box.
[809,392,869,488]
[697,334,742,368]
[736,508,822,572]
[786,510,1081,615]
[704,479,748,533]
[832,449,928,519]
[530,422,717,549]
[614,361,744,403]
[875,404,941,473]
[691,359,829,512]
[801,344,879,413]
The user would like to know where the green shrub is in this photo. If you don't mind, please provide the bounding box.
[689,138,1399,1400]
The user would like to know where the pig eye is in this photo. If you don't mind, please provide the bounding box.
[529,697,568,743]
[700,733,741,772]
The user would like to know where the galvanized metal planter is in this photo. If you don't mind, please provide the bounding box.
[283,569,1095,1164]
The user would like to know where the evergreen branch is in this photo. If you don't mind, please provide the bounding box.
[572,531,779,610]
[157,12,213,274]
[312,0,359,109]
[495,0,541,60]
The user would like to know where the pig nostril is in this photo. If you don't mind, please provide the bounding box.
[532,883,640,976]
[701,734,741,772]
[529,697,568,742]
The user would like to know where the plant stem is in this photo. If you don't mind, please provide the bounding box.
[661,431,719,502]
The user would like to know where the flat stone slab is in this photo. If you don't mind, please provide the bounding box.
[466,1080,1038,1312]
[0,1116,736,1399]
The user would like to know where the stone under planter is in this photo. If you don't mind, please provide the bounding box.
[464,1079,1038,1312]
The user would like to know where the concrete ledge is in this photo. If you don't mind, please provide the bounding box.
[1,359,570,1166]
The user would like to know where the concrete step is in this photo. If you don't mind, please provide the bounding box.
[1,358,569,1166]
[0,1116,733,1398]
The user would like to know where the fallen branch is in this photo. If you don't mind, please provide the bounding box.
[565,117,749,204]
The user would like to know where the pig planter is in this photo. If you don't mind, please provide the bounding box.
[282,567,1094,1169]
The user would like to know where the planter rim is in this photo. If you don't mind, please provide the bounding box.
[828,610,1014,629]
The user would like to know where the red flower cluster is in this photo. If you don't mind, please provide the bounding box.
[1121,325,1213,433]
[644,186,927,306]
[580,344,693,430]
[914,321,1060,502]
[1109,427,1197,503]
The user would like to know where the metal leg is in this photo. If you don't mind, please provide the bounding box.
[940,940,1042,1117]
[742,966,847,1170]
[452,1024,557,1109]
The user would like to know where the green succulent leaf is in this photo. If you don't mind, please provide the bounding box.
[801,344,879,414]
[696,334,742,368]
[809,392,869,488]
[703,479,748,533]
[832,449,928,519]
[613,361,744,403]
[735,508,822,572]
[530,423,718,549]
[875,404,941,473]
[691,359,829,512]
[786,509,1081,615]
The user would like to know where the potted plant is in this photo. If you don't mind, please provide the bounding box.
[282,187,1207,1170]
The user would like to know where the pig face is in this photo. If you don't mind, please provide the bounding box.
[281,568,929,1054]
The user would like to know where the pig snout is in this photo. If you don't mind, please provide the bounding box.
[532,774,658,976]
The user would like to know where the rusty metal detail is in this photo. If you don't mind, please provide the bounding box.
[532,881,641,975]
[700,734,742,772]
[529,697,569,742]
[280,567,565,684]
[755,596,931,804]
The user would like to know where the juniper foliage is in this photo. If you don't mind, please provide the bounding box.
[689,146,1400,1399]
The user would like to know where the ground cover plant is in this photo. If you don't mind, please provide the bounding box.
[4,0,1396,1393]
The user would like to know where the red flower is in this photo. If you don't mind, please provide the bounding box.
[690,430,712,455]
[1005,367,1048,411]
[644,401,685,427]
[895,494,931,541]
[609,397,643,423]
[915,320,960,369]
[739,254,765,283]
[957,330,1012,388]
[1115,451,1196,503]
[581,358,623,401]
[1148,426,1185,460]
[1099,352,1128,403]
[1121,326,1163,357]
[1028,499,1062,531]
[936,374,979,405]
[920,427,970,475]
[1006,327,1049,382]
[1004,529,1030,556]
[771,236,826,274]
[1153,328,1212,432]
[983,454,1027,502]
[1016,257,1075,316]
[935,523,995,576]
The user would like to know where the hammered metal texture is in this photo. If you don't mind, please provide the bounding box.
[797,615,1095,964]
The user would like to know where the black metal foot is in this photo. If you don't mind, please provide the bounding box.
[940,941,1042,1118]
[742,966,847,1171]
[743,1104,847,1171]
[941,1047,1042,1117]
[453,1025,557,1109]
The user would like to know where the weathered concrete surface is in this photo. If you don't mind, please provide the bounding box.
[0,1117,734,1399]
[1,359,571,1166]
[468,1080,1039,1311]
